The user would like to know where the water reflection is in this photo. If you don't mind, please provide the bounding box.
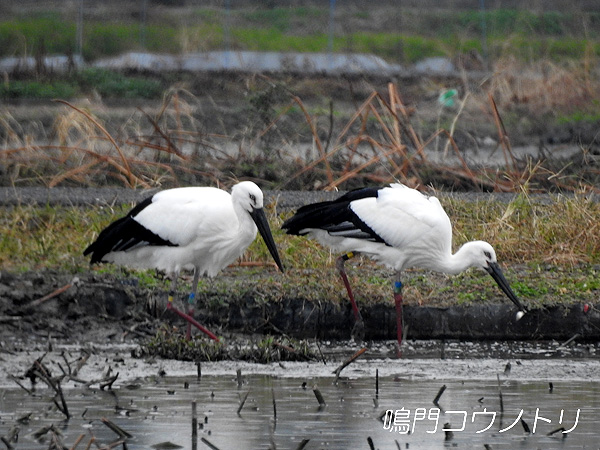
[2,372,598,449]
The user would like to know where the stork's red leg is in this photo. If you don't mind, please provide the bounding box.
[166,302,219,341]
[166,272,219,341]
[394,273,404,355]
[336,253,365,341]
[185,269,201,340]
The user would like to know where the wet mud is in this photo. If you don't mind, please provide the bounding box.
[1,270,599,350]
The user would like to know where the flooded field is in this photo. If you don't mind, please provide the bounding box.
[1,340,600,449]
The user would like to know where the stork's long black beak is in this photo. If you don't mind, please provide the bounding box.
[486,262,527,314]
[251,207,284,273]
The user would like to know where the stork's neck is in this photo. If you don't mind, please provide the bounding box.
[233,201,257,236]
[430,242,479,275]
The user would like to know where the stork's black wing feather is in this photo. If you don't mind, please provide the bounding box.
[83,196,177,264]
[282,187,387,244]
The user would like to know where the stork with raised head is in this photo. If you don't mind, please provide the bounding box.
[84,181,284,340]
[282,183,526,347]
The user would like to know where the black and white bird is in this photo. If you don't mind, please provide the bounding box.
[282,183,526,346]
[84,181,284,340]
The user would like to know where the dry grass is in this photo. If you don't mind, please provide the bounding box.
[488,56,598,116]
[1,72,598,192]
[445,191,600,266]
[272,80,599,193]
[1,89,235,188]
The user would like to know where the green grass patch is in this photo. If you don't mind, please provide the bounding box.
[0,16,75,56]
[76,68,163,99]
[0,80,77,99]
[557,109,600,125]
[1,7,598,64]
[1,194,599,309]
[0,68,163,100]
[240,6,324,33]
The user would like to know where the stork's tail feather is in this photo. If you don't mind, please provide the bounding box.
[84,216,136,264]
[84,196,176,264]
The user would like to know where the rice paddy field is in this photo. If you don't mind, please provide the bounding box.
[1,1,600,448]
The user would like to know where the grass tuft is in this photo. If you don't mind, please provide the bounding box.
[141,327,319,362]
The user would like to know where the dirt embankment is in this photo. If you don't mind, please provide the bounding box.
[2,260,599,348]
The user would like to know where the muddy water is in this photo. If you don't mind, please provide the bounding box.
[2,341,600,450]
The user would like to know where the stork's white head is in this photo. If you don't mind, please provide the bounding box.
[459,240,498,270]
[230,181,284,273]
[231,181,265,213]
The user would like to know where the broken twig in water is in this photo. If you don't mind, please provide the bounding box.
[294,439,310,450]
[50,429,66,450]
[101,417,132,439]
[201,437,221,450]
[373,369,379,408]
[100,373,119,390]
[9,375,33,395]
[547,427,567,437]
[313,386,326,407]
[520,418,531,434]
[272,387,277,427]
[444,423,454,441]
[433,385,446,406]
[367,436,375,450]
[70,433,86,449]
[558,333,580,349]
[315,339,326,365]
[83,436,96,450]
[32,424,60,439]
[33,360,70,419]
[332,347,367,379]
[497,374,504,413]
[72,351,91,377]
[192,401,197,439]
[1,436,14,450]
[237,391,250,415]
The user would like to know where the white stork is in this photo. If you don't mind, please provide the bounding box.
[84,181,284,340]
[282,183,526,347]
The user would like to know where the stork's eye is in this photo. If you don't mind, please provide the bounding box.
[249,194,256,203]
[484,251,492,259]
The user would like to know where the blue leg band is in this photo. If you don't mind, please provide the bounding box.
[394,281,403,293]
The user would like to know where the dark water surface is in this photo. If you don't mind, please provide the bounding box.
[2,370,598,449]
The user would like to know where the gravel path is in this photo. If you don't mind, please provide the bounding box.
[0,186,579,209]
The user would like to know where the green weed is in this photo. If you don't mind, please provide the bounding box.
[76,68,163,99]
[1,7,598,63]
[0,80,77,99]
[511,281,549,298]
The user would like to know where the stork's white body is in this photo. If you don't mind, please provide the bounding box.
[104,186,258,277]
[309,184,458,272]
[300,184,492,274]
